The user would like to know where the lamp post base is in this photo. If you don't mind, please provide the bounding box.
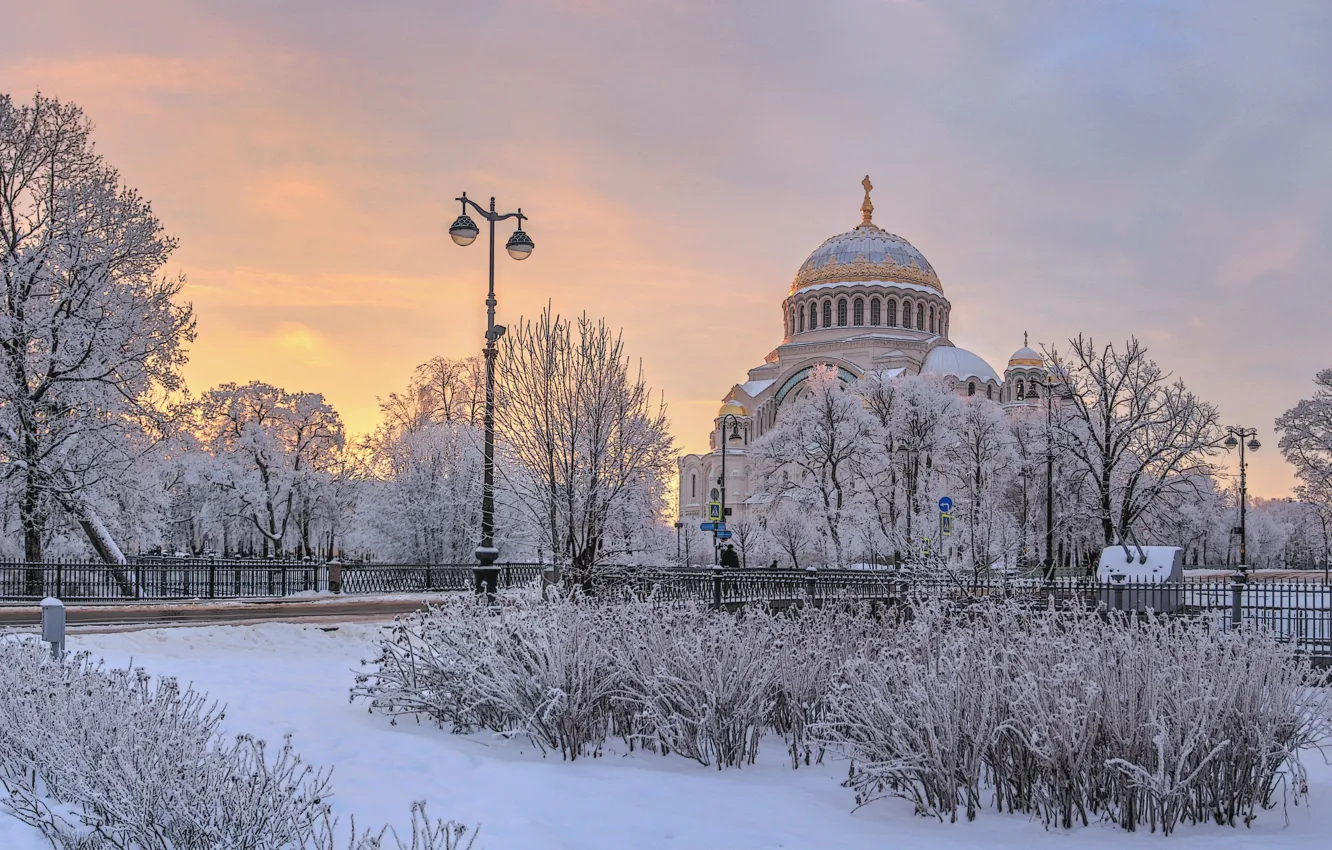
[474,546,500,597]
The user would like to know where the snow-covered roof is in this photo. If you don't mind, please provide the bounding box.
[738,379,775,398]
[921,345,1000,384]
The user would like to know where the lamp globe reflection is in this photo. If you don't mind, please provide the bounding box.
[448,213,479,246]
[505,224,535,260]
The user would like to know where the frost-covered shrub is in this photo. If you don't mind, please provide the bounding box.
[612,606,777,768]
[815,601,1332,832]
[355,592,1331,834]
[0,641,476,850]
[355,593,620,760]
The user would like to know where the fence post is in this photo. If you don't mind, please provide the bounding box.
[282,565,289,598]
[208,558,216,599]
[1230,570,1246,632]
[805,565,818,607]
[135,562,142,600]
[711,564,723,610]
[55,561,63,599]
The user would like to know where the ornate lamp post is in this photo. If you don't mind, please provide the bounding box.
[716,413,743,561]
[448,193,534,595]
[1027,374,1058,581]
[893,439,931,564]
[1223,426,1261,572]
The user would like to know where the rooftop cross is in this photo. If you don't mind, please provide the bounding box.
[860,175,874,227]
[1024,330,1029,347]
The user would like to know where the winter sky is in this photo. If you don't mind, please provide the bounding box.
[5,0,1329,497]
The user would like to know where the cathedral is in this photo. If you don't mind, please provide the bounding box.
[677,177,1046,525]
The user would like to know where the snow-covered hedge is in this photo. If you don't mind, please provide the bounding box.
[0,642,476,850]
[355,593,1331,834]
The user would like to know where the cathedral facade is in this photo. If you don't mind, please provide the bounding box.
[677,177,1043,525]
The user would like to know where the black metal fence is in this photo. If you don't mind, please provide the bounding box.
[0,561,545,602]
[615,569,1332,660]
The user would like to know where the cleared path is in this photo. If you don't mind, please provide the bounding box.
[0,595,451,632]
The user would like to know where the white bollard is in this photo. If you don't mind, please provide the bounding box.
[40,597,65,659]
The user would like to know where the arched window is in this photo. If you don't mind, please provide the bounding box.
[929,306,936,334]
[837,298,848,326]
[887,299,897,327]
[808,303,817,330]
[1017,380,1025,400]
[968,381,976,396]
[853,297,864,326]
[987,385,992,400]
[869,297,881,326]
[916,303,925,330]
[798,304,805,332]
[902,300,912,329]
[823,300,832,328]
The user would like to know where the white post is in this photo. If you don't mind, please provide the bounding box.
[40,597,66,659]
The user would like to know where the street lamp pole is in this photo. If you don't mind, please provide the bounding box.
[1223,426,1261,571]
[448,192,534,595]
[1028,375,1057,581]
[716,413,742,562]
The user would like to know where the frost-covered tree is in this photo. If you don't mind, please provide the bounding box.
[944,397,1016,576]
[1047,336,1221,547]
[753,365,873,567]
[497,306,674,581]
[1277,366,1332,545]
[0,93,194,563]
[194,382,345,557]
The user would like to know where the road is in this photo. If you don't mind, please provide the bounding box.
[0,595,450,632]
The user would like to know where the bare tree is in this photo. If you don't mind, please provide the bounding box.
[944,397,1016,577]
[752,365,872,567]
[497,306,674,584]
[1047,336,1220,547]
[0,93,194,564]
[377,356,484,435]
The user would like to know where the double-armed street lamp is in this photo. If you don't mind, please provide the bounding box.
[716,413,743,561]
[1026,374,1059,581]
[1223,426,1261,573]
[448,193,534,595]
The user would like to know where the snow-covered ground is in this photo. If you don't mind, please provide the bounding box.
[4,621,1332,850]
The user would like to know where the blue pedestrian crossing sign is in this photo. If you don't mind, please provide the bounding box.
[938,496,953,513]
[708,501,722,521]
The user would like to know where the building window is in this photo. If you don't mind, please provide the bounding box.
[853,297,864,326]
[798,305,805,332]
[808,303,817,329]
[837,298,848,326]
[1017,380,1025,400]
[968,381,976,396]
[887,299,897,327]
[916,303,925,330]
[870,297,881,326]
[902,300,912,328]
[823,300,832,328]
[987,385,992,400]
[691,474,696,498]
[929,306,936,334]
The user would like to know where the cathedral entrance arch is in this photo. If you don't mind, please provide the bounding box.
[772,363,861,410]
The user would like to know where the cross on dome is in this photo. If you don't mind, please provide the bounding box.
[859,175,875,229]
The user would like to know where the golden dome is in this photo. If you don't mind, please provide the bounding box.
[790,176,942,294]
[1008,333,1045,369]
[718,400,747,418]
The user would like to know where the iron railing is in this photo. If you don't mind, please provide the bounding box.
[0,561,544,602]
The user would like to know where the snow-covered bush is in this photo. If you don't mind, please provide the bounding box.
[355,593,1331,833]
[815,601,1332,832]
[611,605,778,768]
[354,592,620,760]
[0,641,476,850]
